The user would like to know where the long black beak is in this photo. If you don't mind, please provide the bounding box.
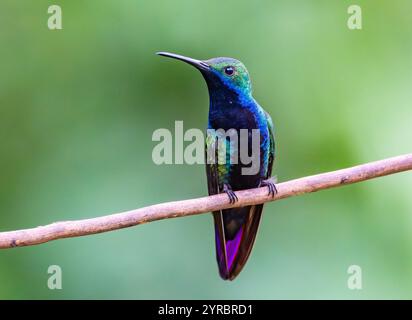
[156,52,210,72]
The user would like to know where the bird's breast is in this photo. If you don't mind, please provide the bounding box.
[208,104,270,190]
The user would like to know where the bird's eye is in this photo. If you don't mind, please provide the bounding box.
[224,66,235,76]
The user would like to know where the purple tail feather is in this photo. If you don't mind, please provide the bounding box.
[213,204,263,280]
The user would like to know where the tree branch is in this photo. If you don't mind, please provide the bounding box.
[1,154,411,249]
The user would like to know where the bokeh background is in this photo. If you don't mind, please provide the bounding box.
[0,0,411,299]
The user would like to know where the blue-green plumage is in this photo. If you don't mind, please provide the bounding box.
[157,52,276,280]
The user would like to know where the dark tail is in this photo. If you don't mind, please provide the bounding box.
[213,204,263,280]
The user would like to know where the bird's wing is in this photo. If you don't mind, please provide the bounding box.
[205,131,223,195]
[264,110,275,178]
[205,132,228,277]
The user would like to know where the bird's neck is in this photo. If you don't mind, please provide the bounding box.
[207,89,260,130]
[201,71,252,110]
[207,81,253,109]
[202,71,256,129]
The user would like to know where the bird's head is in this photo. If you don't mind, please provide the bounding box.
[157,52,253,101]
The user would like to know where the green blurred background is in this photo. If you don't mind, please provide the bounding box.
[0,0,411,299]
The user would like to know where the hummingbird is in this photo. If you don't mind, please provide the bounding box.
[157,52,276,280]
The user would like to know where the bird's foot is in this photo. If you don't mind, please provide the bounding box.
[223,184,238,204]
[261,177,278,198]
